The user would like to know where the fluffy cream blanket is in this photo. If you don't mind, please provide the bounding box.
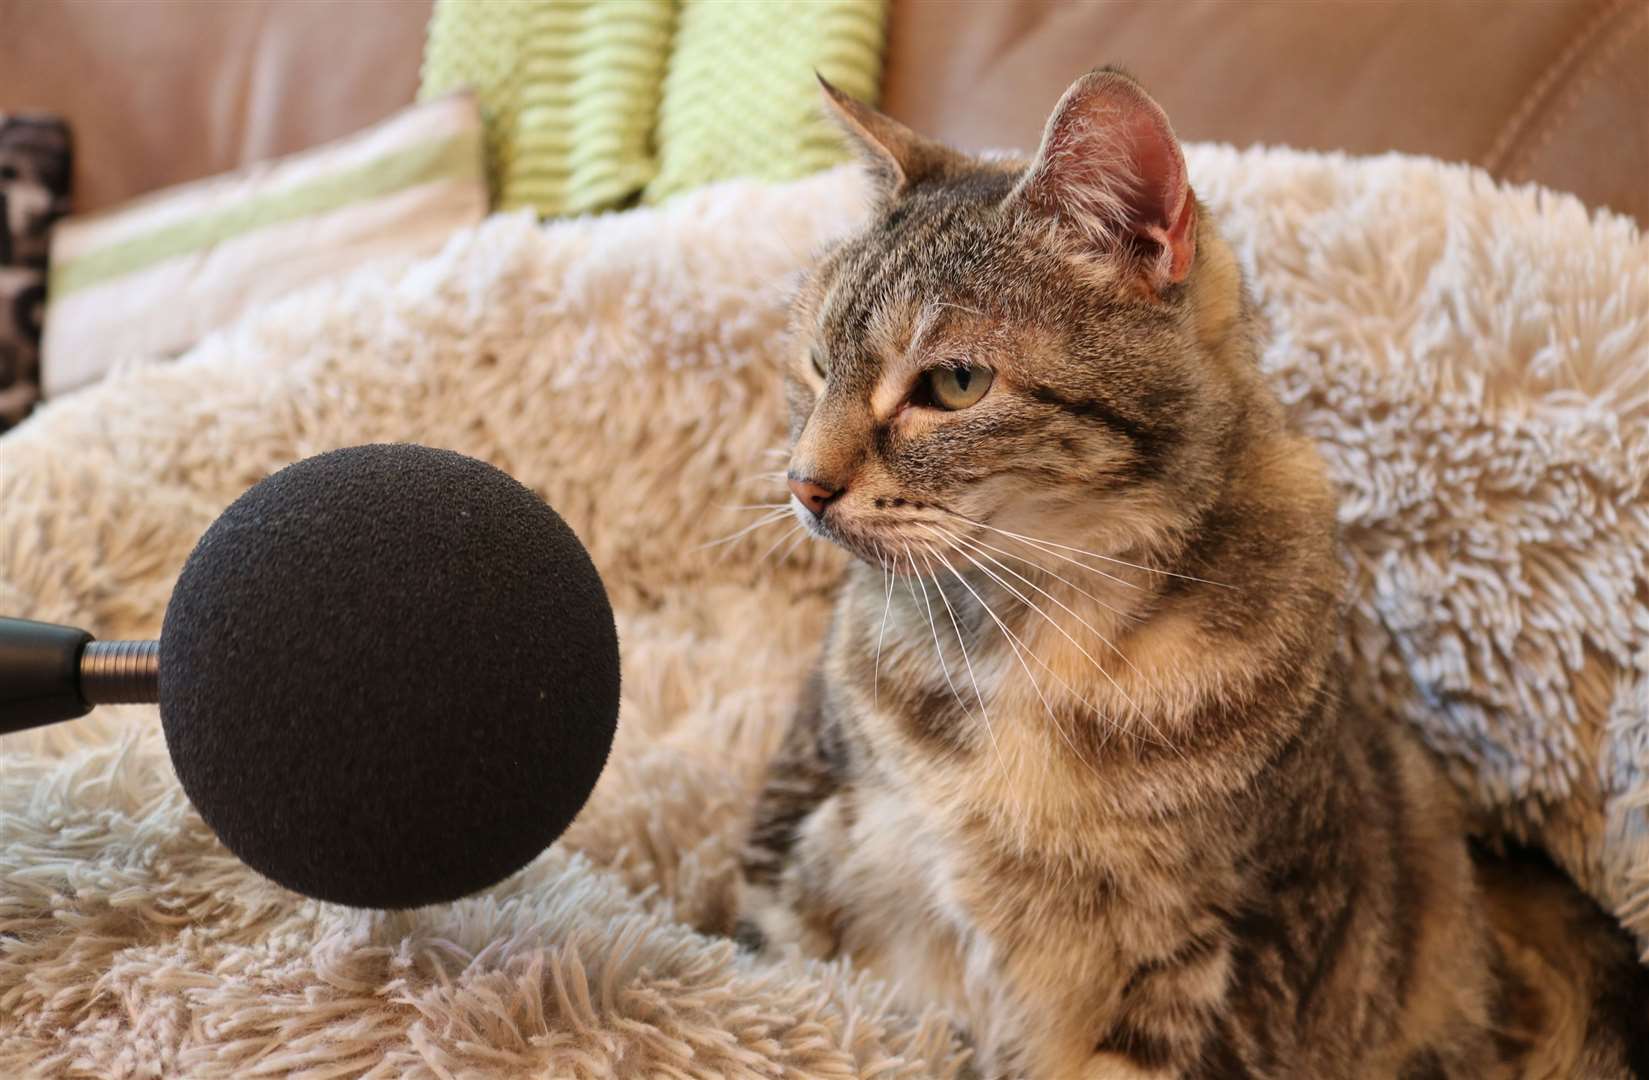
[1,148,1644,1078]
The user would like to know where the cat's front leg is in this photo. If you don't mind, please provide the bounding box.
[734,671,849,958]
[736,792,857,960]
[1075,936,1234,1080]
[1008,927,1234,1080]
[1080,1059,1186,1080]
[1076,1005,1226,1080]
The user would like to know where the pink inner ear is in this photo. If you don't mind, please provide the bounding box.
[1121,111,1182,230]
[1118,108,1196,285]
[1021,73,1197,286]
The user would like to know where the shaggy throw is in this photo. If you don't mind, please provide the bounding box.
[1,147,1644,1078]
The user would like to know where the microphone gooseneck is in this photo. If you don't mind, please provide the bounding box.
[80,640,160,705]
[0,619,159,734]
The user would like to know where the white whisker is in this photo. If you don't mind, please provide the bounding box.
[921,552,993,730]
[873,563,895,712]
[951,531,1137,625]
[903,543,977,727]
[960,526,1140,593]
[957,517,1142,592]
[948,531,1148,684]
[776,526,809,563]
[922,524,1178,755]
[938,507,1234,590]
[928,543,1111,780]
[695,509,791,551]
[919,547,1023,819]
[760,523,805,564]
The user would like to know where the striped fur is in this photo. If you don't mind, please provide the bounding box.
[737,71,1644,1079]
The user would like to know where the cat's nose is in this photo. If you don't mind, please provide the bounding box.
[787,475,841,517]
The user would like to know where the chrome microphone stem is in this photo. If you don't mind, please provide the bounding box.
[80,640,161,705]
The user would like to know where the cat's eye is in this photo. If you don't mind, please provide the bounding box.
[810,349,827,379]
[923,365,994,410]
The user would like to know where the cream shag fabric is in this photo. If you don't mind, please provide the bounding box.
[1,147,1645,1077]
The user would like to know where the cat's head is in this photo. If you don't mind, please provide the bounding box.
[784,70,1274,578]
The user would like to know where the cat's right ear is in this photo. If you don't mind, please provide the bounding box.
[818,74,965,203]
[1008,68,1197,292]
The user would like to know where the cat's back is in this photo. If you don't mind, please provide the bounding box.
[1163,662,1494,1079]
[1476,843,1649,1079]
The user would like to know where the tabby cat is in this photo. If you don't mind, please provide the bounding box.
[735,70,1644,1079]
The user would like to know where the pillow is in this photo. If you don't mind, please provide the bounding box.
[643,0,885,204]
[0,113,72,431]
[418,0,887,217]
[39,92,485,398]
[421,0,674,217]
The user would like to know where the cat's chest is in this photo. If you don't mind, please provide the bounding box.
[829,583,1126,818]
[823,783,1024,1053]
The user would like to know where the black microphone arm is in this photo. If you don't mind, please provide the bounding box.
[0,617,160,735]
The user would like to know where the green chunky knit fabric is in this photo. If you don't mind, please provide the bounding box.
[643,0,884,204]
[421,0,674,216]
[419,0,887,217]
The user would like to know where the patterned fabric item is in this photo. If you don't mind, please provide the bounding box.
[421,0,675,217]
[40,93,486,398]
[644,0,884,204]
[418,0,887,218]
[0,114,71,432]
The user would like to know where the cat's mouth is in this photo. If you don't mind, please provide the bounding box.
[792,498,964,576]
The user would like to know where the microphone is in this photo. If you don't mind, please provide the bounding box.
[0,622,160,728]
[0,444,621,910]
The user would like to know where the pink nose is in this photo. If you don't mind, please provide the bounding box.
[788,476,840,517]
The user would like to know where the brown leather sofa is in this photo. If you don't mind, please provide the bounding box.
[2,0,1644,223]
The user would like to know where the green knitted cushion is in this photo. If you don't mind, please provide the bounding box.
[421,0,674,217]
[643,0,885,205]
[419,0,887,218]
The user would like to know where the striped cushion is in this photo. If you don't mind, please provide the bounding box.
[643,0,885,205]
[421,0,673,218]
[418,0,888,218]
[41,93,486,398]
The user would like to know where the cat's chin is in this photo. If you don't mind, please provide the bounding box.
[812,520,949,578]
[806,520,884,571]
[792,508,885,570]
[791,494,1003,578]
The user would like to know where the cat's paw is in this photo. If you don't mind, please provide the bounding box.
[1080,1052,1176,1080]
[731,916,768,954]
[731,878,837,960]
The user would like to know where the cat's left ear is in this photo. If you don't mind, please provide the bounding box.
[818,74,967,204]
[1008,69,1197,291]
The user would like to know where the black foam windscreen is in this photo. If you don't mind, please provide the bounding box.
[159,444,620,908]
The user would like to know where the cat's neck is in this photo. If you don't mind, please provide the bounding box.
[846,424,1344,822]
